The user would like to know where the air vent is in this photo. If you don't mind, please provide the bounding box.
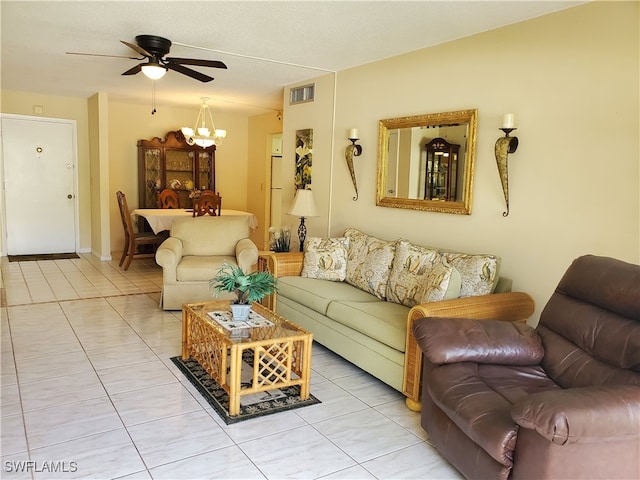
[290,84,315,105]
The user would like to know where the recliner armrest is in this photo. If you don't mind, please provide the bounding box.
[512,385,640,445]
[155,237,183,284]
[413,316,544,365]
[403,292,535,409]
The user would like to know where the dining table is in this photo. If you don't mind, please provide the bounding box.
[131,208,258,234]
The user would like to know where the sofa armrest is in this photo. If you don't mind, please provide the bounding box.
[155,237,183,284]
[512,385,640,445]
[403,292,535,410]
[413,317,543,365]
[236,238,259,273]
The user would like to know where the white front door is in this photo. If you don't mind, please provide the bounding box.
[2,115,77,255]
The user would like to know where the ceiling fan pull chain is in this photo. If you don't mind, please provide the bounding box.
[151,80,157,115]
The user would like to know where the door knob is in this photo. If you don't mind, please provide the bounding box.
[67,194,73,199]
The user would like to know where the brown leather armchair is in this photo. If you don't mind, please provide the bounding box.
[414,255,640,480]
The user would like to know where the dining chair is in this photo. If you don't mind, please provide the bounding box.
[193,192,222,217]
[116,191,167,270]
[157,188,180,209]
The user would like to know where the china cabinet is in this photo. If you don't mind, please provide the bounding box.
[425,137,459,201]
[137,130,216,211]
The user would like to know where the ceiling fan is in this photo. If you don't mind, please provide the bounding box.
[67,35,227,83]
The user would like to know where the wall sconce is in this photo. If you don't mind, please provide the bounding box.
[345,128,363,201]
[495,114,519,217]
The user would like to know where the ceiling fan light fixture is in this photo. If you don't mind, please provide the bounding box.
[182,97,226,148]
[141,63,167,80]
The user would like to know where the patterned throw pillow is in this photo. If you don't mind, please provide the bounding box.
[440,252,501,297]
[386,240,461,307]
[344,228,396,299]
[301,237,350,281]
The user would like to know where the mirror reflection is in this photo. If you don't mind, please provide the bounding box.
[376,109,477,214]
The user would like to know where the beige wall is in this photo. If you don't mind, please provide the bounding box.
[282,1,640,325]
[281,73,336,252]
[88,93,111,260]
[247,112,283,250]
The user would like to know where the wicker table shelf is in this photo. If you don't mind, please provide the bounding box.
[181,300,313,416]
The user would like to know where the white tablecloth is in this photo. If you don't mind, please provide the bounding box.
[132,209,258,234]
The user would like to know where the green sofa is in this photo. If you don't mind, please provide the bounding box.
[261,228,534,410]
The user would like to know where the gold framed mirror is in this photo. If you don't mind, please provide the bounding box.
[376,109,477,214]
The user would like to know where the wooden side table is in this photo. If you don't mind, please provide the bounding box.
[257,251,304,311]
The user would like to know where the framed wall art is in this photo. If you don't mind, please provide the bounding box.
[295,128,313,189]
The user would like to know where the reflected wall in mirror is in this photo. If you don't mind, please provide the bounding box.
[376,109,477,214]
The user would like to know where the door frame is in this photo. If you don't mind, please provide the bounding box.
[0,113,80,256]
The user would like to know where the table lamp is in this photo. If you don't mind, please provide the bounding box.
[287,189,319,252]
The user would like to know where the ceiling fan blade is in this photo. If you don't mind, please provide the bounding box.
[66,52,140,60]
[121,64,142,76]
[166,62,214,82]
[121,40,152,58]
[166,57,227,69]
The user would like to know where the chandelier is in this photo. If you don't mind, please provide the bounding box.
[181,97,226,148]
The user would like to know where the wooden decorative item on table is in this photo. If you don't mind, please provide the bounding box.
[157,188,180,209]
[192,192,222,216]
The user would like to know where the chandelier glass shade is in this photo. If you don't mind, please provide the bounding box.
[181,97,226,148]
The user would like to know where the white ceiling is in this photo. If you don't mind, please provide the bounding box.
[1,1,584,116]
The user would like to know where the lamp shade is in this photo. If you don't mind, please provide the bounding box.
[287,189,319,218]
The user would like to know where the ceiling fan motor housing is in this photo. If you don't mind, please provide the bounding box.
[136,35,171,57]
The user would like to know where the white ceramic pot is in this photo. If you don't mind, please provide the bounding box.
[230,304,251,321]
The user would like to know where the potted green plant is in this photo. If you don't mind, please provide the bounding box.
[209,263,277,320]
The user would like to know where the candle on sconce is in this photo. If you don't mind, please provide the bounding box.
[348,128,359,140]
[502,114,515,129]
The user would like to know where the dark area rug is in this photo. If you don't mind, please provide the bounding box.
[8,253,79,262]
[171,355,321,424]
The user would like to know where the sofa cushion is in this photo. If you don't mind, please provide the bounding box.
[171,216,251,257]
[344,228,396,299]
[277,276,379,316]
[302,237,349,281]
[440,251,501,297]
[177,255,237,282]
[326,300,409,352]
[386,240,462,306]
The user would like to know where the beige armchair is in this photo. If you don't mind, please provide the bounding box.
[155,216,259,310]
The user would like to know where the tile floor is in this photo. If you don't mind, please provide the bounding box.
[0,254,462,479]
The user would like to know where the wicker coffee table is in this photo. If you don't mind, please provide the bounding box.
[181,301,313,416]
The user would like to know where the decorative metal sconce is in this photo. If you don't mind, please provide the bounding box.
[495,114,519,216]
[345,128,362,201]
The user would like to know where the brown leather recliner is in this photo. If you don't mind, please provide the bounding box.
[414,255,640,480]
